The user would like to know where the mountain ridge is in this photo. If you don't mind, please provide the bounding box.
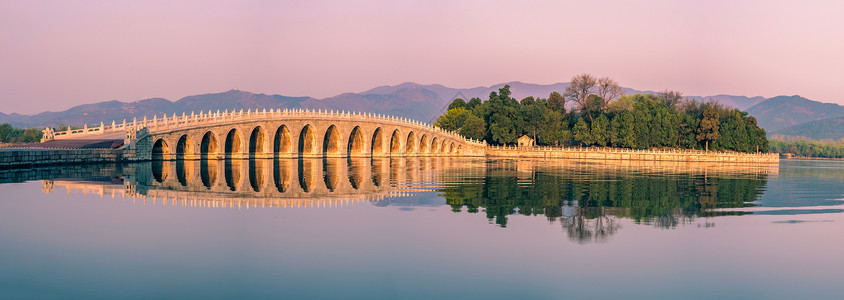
[1,82,841,134]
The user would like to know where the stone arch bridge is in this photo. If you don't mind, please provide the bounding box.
[43,108,486,160]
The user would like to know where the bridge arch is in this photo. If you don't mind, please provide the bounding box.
[298,124,317,156]
[225,128,243,158]
[152,138,170,161]
[274,125,292,156]
[201,159,217,188]
[225,159,242,191]
[457,145,463,155]
[347,126,366,156]
[201,131,219,159]
[431,137,440,154]
[420,135,429,153]
[249,159,266,192]
[390,129,402,155]
[406,132,417,154]
[323,125,342,157]
[444,141,452,154]
[371,128,385,155]
[274,158,291,192]
[176,135,194,160]
[249,126,267,158]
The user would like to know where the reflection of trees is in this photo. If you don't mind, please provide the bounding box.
[442,170,767,243]
[560,208,620,244]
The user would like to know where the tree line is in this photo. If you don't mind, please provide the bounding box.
[435,74,769,153]
[769,139,844,159]
[0,123,42,144]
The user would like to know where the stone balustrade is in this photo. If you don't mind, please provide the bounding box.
[44,108,486,147]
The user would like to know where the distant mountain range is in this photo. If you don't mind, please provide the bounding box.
[2,82,844,141]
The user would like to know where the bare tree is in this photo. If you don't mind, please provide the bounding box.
[563,74,597,114]
[657,90,683,110]
[596,77,624,110]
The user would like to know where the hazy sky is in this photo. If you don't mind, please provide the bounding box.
[2,0,843,115]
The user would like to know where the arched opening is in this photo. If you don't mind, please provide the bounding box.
[225,129,243,157]
[371,157,386,187]
[274,158,291,192]
[390,129,402,154]
[323,125,341,156]
[201,132,219,159]
[457,145,463,155]
[444,142,452,154]
[225,159,242,191]
[371,128,384,155]
[152,139,170,161]
[176,160,195,186]
[298,158,315,192]
[249,159,265,192]
[323,158,340,191]
[151,160,169,183]
[348,158,365,189]
[200,159,217,188]
[420,135,429,153]
[405,132,417,154]
[249,126,266,158]
[431,137,439,154]
[298,125,317,156]
[274,125,292,156]
[176,135,194,160]
[448,142,455,154]
[347,126,365,156]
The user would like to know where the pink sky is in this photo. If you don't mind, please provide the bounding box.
[2,0,843,115]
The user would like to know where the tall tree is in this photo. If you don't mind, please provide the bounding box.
[547,91,566,113]
[447,98,467,110]
[460,114,486,140]
[591,114,610,147]
[563,74,597,120]
[596,77,624,112]
[697,105,720,151]
[657,90,683,110]
[573,118,592,146]
[519,102,548,142]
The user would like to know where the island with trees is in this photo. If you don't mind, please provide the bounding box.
[435,74,769,155]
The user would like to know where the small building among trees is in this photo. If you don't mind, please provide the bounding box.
[518,135,535,147]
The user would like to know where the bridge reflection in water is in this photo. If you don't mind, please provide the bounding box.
[46,157,483,209]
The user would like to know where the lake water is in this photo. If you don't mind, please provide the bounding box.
[1,158,842,299]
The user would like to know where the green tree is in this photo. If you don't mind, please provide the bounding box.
[591,114,610,147]
[548,91,566,113]
[539,110,570,146]
[466,98,483,111]
[697,105,720,151]
[573,118,592,146]
[460,114,486,140]
[611,111,636,148]
[447,98,467,110]
[519,101,548,141]
[434,107,471,131]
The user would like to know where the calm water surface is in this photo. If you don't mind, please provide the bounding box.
[1,158,842,299]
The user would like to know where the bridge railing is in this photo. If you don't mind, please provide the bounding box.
[43,108,487,147]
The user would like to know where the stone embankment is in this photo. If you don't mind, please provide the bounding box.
[486,146,779,164]
[0,148,138,170]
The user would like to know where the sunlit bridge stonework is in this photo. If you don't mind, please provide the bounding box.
[40,108,486,160]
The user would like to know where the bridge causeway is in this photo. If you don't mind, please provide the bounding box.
[39,108,487,160]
